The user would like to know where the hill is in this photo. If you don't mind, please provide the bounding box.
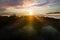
[47,12,60,14]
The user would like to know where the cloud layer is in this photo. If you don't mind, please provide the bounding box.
[0,0,59,7]
[0,0,23,7]
[0,0,60,14]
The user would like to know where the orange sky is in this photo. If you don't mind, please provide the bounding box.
[23,0,34,6]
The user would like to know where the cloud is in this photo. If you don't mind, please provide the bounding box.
[0,0,23,7]
[23,0,34,6]
[0,0,34,7]
[0,0,59,7]
[0,7,6,11]
[0,0,60,14]
[32,0,59,7]
[19,0,60,8]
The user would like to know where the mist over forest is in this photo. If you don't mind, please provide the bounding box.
[0,13,60,40]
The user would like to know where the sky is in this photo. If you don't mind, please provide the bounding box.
[0,0,60,15]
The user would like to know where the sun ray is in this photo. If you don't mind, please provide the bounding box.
[34,16,45,24]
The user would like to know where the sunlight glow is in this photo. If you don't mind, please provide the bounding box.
[28,9,33,15]
[34,16,45,23]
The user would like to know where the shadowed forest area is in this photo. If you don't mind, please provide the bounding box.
[0,15,60,40]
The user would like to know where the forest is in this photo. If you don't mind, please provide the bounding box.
[0,15,60,40]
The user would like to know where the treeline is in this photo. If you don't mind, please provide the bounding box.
[0,15,60,40]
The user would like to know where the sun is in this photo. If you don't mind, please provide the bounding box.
[23,8,33,15]
[28,9,33,15]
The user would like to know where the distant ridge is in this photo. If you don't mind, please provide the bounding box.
[47,12,60,14]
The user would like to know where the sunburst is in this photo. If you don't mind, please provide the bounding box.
[28,9,33,15]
